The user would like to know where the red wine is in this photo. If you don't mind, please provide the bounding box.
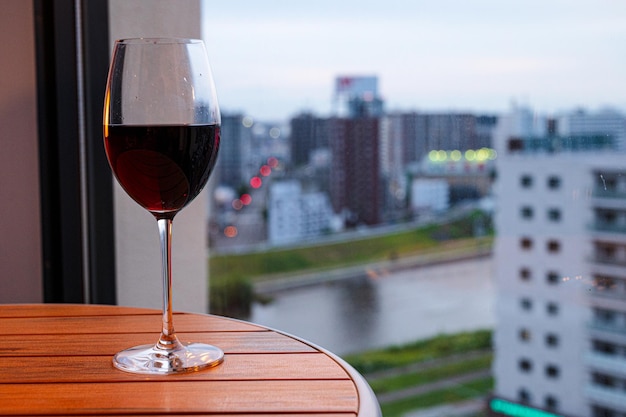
[104,124,220,216]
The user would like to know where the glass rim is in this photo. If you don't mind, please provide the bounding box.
[115,37,203,45]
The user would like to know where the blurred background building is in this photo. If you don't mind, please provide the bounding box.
[492,106,626,416]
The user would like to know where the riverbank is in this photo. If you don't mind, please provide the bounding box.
[254,238,492,294]
[209,212,493,318]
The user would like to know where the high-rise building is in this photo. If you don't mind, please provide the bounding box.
[334,75,384,118]
[218,113,252,188]
[289,113,331,168]
[329,117,382,226]
[557,108,626,151]
[490,106,626,417]
[381,112,497,166]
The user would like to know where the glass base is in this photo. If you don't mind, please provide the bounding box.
[113,342,224,375]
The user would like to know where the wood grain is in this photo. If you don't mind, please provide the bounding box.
[0,353,349,383]
[0,304,379,417]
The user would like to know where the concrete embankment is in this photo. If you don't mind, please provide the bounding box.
[254,243,492,294]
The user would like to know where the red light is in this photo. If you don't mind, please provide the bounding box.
[260,165,271,176]
[267,157,278,168]
[240,194,252,205]
[250,176,262,189]
[224,226,238,238]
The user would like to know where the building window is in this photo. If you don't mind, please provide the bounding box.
[520,237,533,250]
[597,244,616,260]
[545,333,559,348]
[518,388,531,404]
[508,138,524,151]
[594,308,616,324]
[519,267,531,281]
[597,209,616,225]
[547,208,561,222]
[547,175,561,189]
[518,358,532,372]
[521,298,532,311]
[593,340,617,355]
[546,302,559,316]
[545,364,560,378]
[544,395,558,411]
[594,276,616,291]
[593,405,617,417]
[547,239,561,253]
[593,372,617,388]
[520,206,534,219]
[520,175,533,188]
[519,328,531,341]
[546,271,560,285]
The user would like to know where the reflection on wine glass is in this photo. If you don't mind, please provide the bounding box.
[103,38,223,374]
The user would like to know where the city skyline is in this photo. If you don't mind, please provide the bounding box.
[202,0,626,121]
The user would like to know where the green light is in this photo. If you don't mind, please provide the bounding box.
[428,150,439,161]
[450,150,462,161]
[465,149,476,161]
[488,148,497,160]
[476,148,489,161]
[490,398,562,417]
[437,150,448,161]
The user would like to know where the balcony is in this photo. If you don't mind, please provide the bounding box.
[592,188,626,200]
[589,255,626,270]
[589,225,626,246]
[591,220,626,234]
[588,284,625,300]
[585,351,626,376]
[589,321,626,337]
[586,384,626,413]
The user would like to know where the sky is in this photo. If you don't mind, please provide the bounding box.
[202,0,626,122]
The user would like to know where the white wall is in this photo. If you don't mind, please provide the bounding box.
[108,0,209,313]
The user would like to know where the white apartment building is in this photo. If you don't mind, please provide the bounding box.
[492,107,626,417]
[268,180,333,245]
[586,160,626,416]
[411,178,450,213]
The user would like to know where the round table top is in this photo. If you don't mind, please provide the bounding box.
[0,303,380,416]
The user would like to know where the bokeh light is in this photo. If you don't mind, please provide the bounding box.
[242,116,253,128]
[232,199,243,210]
[269,127,281,139]
[240,194,252,205]
[250,176,262,189]
[476,148,489,161]
[267,156,279,168]
[260,165,271,176]
[224,226,238,238]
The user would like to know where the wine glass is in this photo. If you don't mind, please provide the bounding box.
[103,38,223,374]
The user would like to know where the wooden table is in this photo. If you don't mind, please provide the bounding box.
[0,304,380,416]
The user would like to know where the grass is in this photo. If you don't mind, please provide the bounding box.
[209,210,493,283]
[368,353,492,394]
[380,376,494,417]
[343,329,492,374]
[210,225,440,281]
[341,329,494,417]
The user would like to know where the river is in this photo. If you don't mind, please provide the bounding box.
[248,256,495,355]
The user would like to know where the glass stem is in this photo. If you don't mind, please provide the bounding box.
[156,217,181,351]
